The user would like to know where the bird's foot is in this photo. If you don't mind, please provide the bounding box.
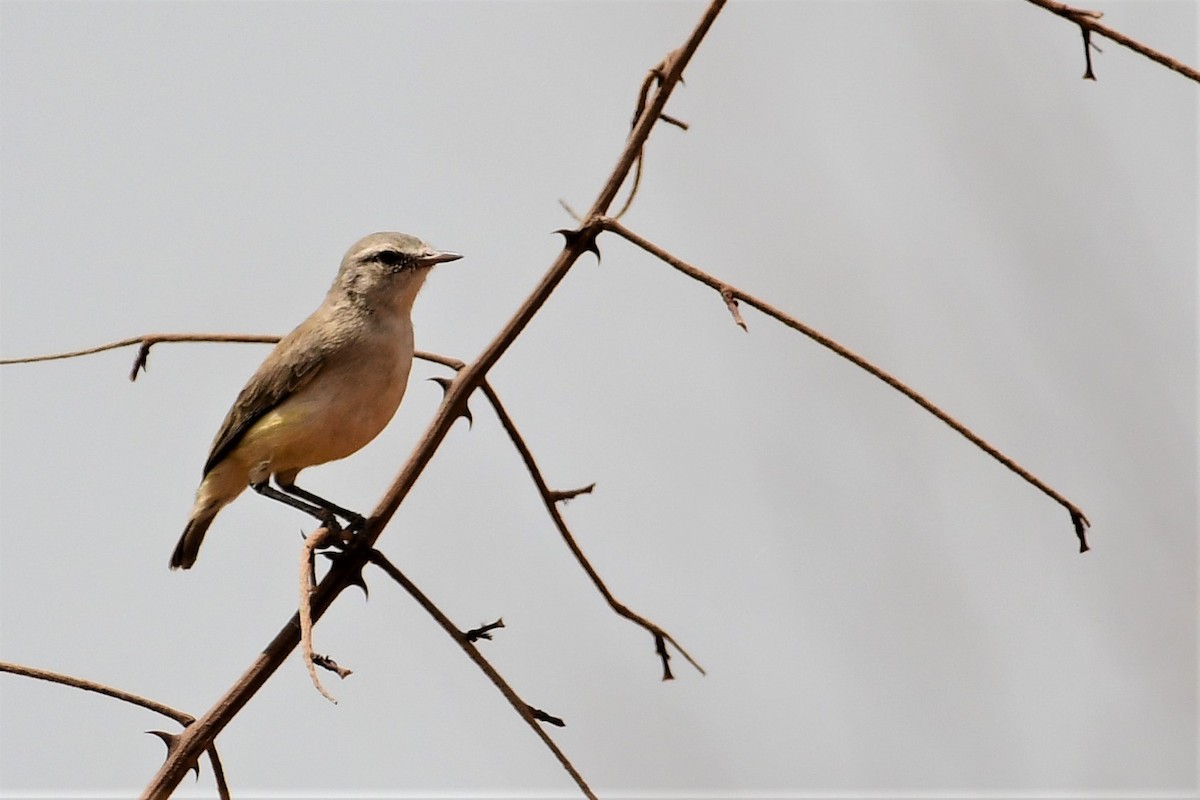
[313,511,350,544]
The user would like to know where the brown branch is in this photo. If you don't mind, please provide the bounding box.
[299,526,342,703]
[0,660,193,724]
[143,3,727,795]
[480,380,704,679]
[612,52,693,222]
[610,149,646,221]
[0,661,231,799]
[205,745,231,800]
[421,352,697,678]
[366,549,593,799]
[1023,0,1200,83]
[0,333,281,381]
[600,216,1092,554]
[0,332,475,385]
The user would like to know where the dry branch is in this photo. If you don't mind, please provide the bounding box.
[299,525,343,703]
[1023,0,1200,82]
[366,549,593,799]
[480,380,704,679]
[0,661,231,800]
[600,216,1092,553]
[0,661,193,724]
[0,333,281,381]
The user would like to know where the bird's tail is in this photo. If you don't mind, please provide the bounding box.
[170,503,221,570]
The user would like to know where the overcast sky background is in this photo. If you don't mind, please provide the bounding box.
[0,2,1195,797]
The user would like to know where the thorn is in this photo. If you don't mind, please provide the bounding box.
[654,633,675,682]
[312,653,353,679]
[348,570,370,599]
[464,618,506,642]
[528,705,566,727]
[553,228,602,263]
[1079,25,1097,80]
[1071,509,1091,553]
[427,375,474,429]
[548,483,596,504]
[129,341,153,381]
[720,288,748,331]
[318,549,371,598]
[659,112,689,131]
[147,729,177,750]
[147,730,200,778]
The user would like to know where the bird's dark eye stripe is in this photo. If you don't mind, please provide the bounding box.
[374,250,407,267]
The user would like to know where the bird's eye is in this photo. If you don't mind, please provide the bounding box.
[375,250,404,267]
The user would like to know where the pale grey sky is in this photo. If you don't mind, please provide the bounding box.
[1,2,1196,797]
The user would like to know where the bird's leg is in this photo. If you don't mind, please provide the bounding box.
[251,481,343,535]
[273,479,366,533]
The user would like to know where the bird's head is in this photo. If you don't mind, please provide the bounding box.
[332,231,462,314]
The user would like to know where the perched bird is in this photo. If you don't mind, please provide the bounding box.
[170,232,461,569]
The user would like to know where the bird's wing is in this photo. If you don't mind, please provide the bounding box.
[201,321,336,476]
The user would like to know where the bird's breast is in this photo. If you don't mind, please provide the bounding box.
[240,321,415,473]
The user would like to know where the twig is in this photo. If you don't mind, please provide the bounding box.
[481,380,704,679]
[299,526,341,704]
[720,287,747,331]
[367,550,593,799]
[205,745,231,800]
[0,661,231,799]
[0,332,473,384]
[600,216,1092,553]
[547,484,596,504]
[0,661,193,723]
[425,350,698,678]
[612,50,693,222]
[558,198,583,223]
[464,618,506,642]
[311,654,353,679]
[0,333,281,381]
[418,353,698,677]
[1023,0,1200,83]
[659,112,689,130]
[528,706,566,727]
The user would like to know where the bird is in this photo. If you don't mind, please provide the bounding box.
[170,232,462,569]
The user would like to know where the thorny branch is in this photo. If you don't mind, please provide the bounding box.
[480,380,704,679]
[0,332,281,381]
[366,549,594,800]
[1023,0,1200,83]
[3,324,704,679]
[599,216,1091,553]
[0,662,231,800]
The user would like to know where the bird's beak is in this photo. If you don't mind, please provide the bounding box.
[419,250,463,267]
